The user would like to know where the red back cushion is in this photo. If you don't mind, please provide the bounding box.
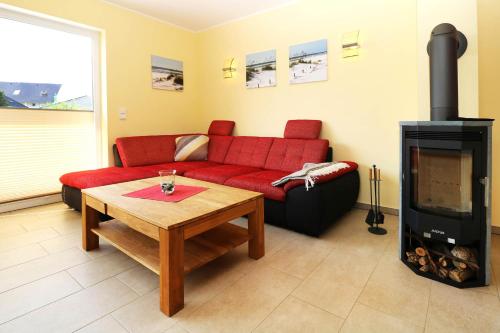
[116,135,178,167]
[284,120,322,139]
[223,136,274,168]
[208,120,235,136]
[264,138,329,172]
[207,135,234,163]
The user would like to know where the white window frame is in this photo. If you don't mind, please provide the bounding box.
[0,6,103,167]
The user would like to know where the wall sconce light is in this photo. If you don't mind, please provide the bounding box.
[342,31,360,58]
[222,58,237,78]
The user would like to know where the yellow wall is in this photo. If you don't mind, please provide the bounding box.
[478,0,500,227]
[196,0,418,209]
[1,0,202,165]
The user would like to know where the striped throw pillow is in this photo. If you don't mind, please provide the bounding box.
[174,135,209,161]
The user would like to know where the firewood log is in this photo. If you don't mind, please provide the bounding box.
[449,268,474,283]
[451,246,478,270]
[438,267,450,279]
[438,256,452,268]
[419,264,430,273]
[415,247,426,257]
[418,256,429,266]
[406,251,419,265]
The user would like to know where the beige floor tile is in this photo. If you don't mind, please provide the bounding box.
[293,246,378,318]
[265,234,332,279]
[0,221,26,237]
[164,324,190,333]
[0,271,81,324]
[426,282,500,333]
[39,232,81,253]
[176,253,247,317]
[68,251,138,287]
[178,266,301,333]
[254,296,344,333]
[0,228,59,253]
[0,243,48,270]
[76,315,128,333]
[341,304,423,333]
[0,278,138,333]
[117,265,159,296]
[0,248,90,293]
[84,241,118,259]
[22,210,81,235]
[357,253,431,328]
[113,290,176,333]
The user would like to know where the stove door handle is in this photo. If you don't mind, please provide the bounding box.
[480,177,489,208]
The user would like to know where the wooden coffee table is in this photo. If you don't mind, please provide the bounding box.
[81,176,264,316]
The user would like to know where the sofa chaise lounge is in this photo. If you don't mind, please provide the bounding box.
[60,120,359,236]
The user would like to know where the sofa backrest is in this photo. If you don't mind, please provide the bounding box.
[116,135,179,167]
[208,120,235,136]
[264,138,329,172]
[207,135,234,163]
[223,136,274,168]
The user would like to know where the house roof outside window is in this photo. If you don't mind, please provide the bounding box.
[0,82,62,105]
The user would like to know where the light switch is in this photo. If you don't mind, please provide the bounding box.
[119,107,127,120]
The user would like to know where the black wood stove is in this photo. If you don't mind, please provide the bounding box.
[399,23,493,287]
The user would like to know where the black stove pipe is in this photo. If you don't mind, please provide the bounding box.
[427,23,468,121]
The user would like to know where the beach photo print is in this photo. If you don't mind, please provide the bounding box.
[245,49,277,89]
[151,55,184,91]
[289,39,328,84]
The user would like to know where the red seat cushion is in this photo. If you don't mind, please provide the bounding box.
[223,137,274,168]
[225,170,288,202]
[59,167,157,189]
[208,135,234,163]
[116,135,179,167]
[264,138,329,172]
[284,120,322,139]
[184,164,261,184]
[283,161,359,192]
[208,120,235,136]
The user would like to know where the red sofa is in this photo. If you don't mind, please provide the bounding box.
[60,120,359,236]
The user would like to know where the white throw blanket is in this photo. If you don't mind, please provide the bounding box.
[272,162,350,190]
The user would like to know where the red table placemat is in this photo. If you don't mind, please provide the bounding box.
[123,184,207,203]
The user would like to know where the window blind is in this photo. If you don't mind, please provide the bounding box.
[0,109,97,203]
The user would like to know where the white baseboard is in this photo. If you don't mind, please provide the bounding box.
[355,202,399,216]
[0,194,62,214]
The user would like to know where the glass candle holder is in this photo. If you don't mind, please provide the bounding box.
[159,170,176,195]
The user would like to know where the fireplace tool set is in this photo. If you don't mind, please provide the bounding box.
[365,165,386,235]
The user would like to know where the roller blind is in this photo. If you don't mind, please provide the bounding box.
[0,109,97,203]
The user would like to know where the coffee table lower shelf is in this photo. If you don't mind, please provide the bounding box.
[91,219,250,275]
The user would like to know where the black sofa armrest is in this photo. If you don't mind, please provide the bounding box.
[285,170,359,236]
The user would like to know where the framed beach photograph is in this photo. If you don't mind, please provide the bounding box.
[246,49,276,89]
[151,55,183,91]
[289,39,328,84]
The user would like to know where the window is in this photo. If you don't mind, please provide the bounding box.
[0,16,94,111]
[0,8,101,204]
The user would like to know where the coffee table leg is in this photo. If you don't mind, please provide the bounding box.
[248,197,265,259]
[159,228,184,316]
[82,194,99,251]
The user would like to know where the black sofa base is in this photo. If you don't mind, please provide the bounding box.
[61,170,359,237]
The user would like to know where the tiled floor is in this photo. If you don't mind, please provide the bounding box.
[0,203,499,333]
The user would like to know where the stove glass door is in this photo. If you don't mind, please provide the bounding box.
[410,147,473,218]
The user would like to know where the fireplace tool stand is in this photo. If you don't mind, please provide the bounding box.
[365,165,386,235]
